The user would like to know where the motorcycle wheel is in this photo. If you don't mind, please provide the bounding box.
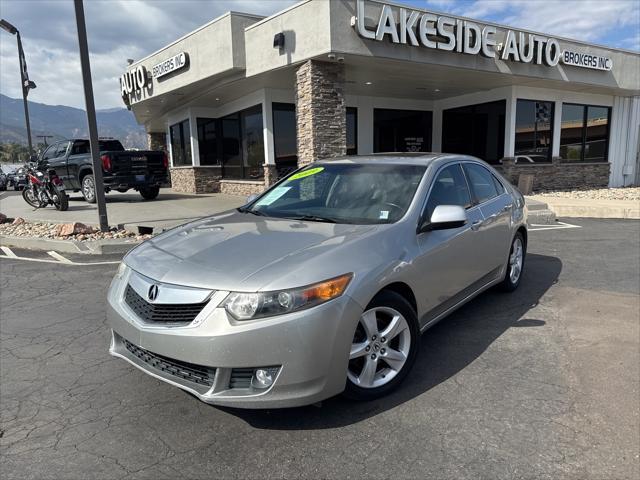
[22,186,41,208]
[53,188,69,211]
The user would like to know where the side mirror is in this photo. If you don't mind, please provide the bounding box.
[246,194,259,204]
[419,205,467,232]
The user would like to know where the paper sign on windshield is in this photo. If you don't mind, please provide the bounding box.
[255,186,291,206]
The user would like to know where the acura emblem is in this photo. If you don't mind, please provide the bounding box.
[148,284,159,301]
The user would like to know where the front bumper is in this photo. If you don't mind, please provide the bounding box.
[107,267,363,408]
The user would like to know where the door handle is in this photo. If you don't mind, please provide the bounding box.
[470,220,482,231]
[502,204,513,212]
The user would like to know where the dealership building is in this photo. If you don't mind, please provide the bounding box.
[120,0,640,195]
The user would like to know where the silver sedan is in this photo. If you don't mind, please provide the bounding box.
[107,154,527,408]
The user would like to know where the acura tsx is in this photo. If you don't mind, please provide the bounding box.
[107,154,527,408]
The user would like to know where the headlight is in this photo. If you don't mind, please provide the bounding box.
[223,273,353,321]
[115,262,128,279]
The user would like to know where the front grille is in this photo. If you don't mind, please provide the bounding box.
[124,284,208,325]
[123,338,215,387]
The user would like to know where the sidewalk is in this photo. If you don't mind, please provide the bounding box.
[527,195,640,220]
[0,188,246,232]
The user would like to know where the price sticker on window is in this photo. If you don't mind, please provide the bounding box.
[255,186,291,206]
[288,167,324,181]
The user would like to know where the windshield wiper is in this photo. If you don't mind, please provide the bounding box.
[286,215,337,223]
[237,207,266,216]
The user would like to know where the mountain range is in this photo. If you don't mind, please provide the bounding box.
[0,94,147,149]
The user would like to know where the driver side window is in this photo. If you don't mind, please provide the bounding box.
[424,164,471,220]
[40,144,58,161]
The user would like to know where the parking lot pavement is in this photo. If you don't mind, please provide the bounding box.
[0,188,245,232]
[1,219,638,480]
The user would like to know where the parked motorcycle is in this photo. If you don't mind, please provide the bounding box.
[22,164,69,211]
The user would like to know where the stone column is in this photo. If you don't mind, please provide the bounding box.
[147,132,166,151]
[295,60,346,167]
[264,164,278,188]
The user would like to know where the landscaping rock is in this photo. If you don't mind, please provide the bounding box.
[0,219,152,242]
[57,222,96,237]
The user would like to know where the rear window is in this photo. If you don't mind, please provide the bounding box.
[99,140,125,152]
[71,140,125,155]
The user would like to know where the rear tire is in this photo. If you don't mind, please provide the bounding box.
[343,290,419,401]
[82,174,97,203]
[139,186,160,200]
[499,232,526,292]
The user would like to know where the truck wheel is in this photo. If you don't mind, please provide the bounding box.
[139,186,160,200]
[82,174,97,203]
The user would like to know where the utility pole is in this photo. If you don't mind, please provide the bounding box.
[73,0,109,232]
[0,19,37,159]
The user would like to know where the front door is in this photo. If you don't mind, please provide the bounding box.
[414,163,483,327]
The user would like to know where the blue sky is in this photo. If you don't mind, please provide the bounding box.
[1,0,638,110]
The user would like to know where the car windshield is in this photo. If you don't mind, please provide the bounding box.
[245,163,426,224]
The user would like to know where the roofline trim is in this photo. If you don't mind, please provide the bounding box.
[244,0,313,32]
[129,11,265,68]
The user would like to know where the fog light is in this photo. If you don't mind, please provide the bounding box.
[251,367,277,389]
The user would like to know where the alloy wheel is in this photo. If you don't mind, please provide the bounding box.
[509,237,524,283]
[347,306,411,389]
[83,176,95,201]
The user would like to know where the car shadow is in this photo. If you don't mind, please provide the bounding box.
[219,253,561,429]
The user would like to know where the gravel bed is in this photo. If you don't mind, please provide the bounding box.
[536,187,640,201]
[0,221,152,242]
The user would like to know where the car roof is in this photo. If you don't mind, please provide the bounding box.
[316,153,481,166]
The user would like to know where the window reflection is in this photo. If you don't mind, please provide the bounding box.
[560,104,610,162]
[514,100,554,163]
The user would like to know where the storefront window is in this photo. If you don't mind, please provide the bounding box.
[169,119,192,167]
[242,105,265,180]
[442,100,505,164]
[347,107,358,155]
[219,105,264,180]
[560,104,610,162]
[374,109,432,153]
[514,99,554,163]
[273,103,297,174]
[197,118,218,166]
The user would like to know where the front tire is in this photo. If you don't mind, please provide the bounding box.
[53,189,69,211]
[139,186,160,200]
[82,174,97,203]
[22,186,40,208]
[499,232,526,292]
[344,290,419,401]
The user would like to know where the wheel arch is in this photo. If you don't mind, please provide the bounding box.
[516,225,528,250]
[78,167,93,183]
[374,282,417,315]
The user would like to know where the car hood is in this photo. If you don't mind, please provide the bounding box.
[125,210,385,292]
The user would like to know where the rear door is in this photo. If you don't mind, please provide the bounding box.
[462,162,513,276]
[43,141,69,182]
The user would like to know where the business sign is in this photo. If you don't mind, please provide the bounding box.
[561,50,612,71]
[152,51,188,79]
[353,0,612,71]
[120,65,150,99]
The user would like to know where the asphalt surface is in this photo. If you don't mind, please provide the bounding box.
[1,219,639,480]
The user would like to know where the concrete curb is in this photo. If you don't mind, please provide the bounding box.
[527,196,640,220]
[0,235,142,255]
